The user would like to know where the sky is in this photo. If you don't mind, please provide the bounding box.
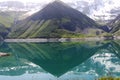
[0,0,119,6]
[0,0,119,7]
[0,0,120,18]
[0,0,72,3]
[0,0,55,3]
[0,0,118,3]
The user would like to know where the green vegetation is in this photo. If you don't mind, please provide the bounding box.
[51,29,85,38]
[9,17,101,38]
[30,20,52,37]
[61,17,71,23]
[0,11,27,28]
[98,77,120,80]
[114,30,120,36]
[0,12,14,27]
[110,24,120,33]
[2,1,120,39]
[109,15,120,34]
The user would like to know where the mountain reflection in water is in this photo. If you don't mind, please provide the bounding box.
[0,41,119,80]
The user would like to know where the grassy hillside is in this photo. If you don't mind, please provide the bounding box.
[0,11,14,28]
[0,11,28,40]
[0,11,27,28]
[109,15,120,33]
[114,30,120,36]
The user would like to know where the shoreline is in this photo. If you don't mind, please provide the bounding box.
[4,37,120,42]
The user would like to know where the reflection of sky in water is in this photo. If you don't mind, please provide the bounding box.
[0,72,96,80]
[0,73,55,80]
[93,53,120,73]
[0,41,120,80]
[72,53,120,77]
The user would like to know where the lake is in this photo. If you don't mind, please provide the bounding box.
[0,40,120,80]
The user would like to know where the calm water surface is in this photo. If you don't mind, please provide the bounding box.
[0,40,120,80]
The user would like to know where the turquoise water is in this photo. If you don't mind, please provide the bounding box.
[0,40,120,80]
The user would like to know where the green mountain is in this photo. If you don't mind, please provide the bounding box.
[9,1,100,38]
[109,15,120,33]
[0,11,27,27]
[0,11,14,28]
[0,11,16,40]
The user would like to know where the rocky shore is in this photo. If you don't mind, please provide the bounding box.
[4,36,120,42]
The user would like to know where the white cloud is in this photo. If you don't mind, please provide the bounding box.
[0,0,119,6]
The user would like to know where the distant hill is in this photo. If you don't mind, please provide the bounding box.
[0,11,14,28]
[9,1,100,38]
[109,15,120,33]
[0,11,26,40]
[0,11,27,28]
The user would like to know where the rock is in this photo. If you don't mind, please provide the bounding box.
[0,52,10,57]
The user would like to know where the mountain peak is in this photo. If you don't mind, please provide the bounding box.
[29,0,96,23]
[53,0,63,3]
[9,0,99,38]
[48,0,70,9]
[30,0,71,20]
[52,0,65,4]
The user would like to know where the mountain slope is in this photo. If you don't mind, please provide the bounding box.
[9,1,100,38]
[0,11,14,28]
[109,15,120,33]
[0,23,9,40]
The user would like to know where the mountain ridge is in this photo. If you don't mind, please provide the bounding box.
[0,23,9,40]
[109,15,120,33]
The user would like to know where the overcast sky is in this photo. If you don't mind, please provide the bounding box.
[0,0,119,8]
[1,0,56,3]
[0,0,119,6]
[0,0,120,14]
[0,0,119,19]
[0,0,119,3]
